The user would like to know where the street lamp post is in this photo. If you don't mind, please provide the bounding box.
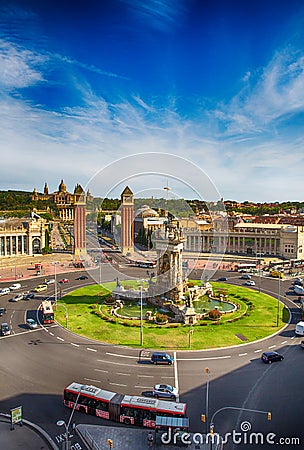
[57,384,86,450]
[140,283,143,347]
[276,273,281,327]
[205,367,210,434]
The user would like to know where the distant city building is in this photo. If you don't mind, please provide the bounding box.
[0,214,46,256]
[32,180,92,222]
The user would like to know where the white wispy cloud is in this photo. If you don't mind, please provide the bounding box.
[216,47,304,135]
[121,0,186,30]
[0,39,45,89]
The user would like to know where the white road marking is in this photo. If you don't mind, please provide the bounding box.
[94,368,108,373]
[161,376,175,379]
[71,342,80,347]
[268,345,276,349]
[177,355,231,361]
[174,351,179,393]
[97,359,135,367]
[84,378,101,384]
[57,336,64,341]
[106,352,138,359]
[254,349,262,353]
[291,336,295,340]
[116,372,131,376]
[239,353,248,356]
[87,347,97,352]
[135,386,152,389]
[49,332,54,336]
[109,382,127,387]
[138,375,153,378]
[281,340,288,344]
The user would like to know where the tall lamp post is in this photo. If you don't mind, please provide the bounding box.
[276,273,281,327]
[205,367,210,434]
[140,282,143,347]
[57,384,86,450]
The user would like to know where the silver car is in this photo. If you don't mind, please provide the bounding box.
[26,318,38,329]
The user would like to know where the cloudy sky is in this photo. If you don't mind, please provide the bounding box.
[1,0,304,202]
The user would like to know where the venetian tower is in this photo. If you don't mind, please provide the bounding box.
[120,186,134,255]
[73,184,87,258]
[154,219,185,302]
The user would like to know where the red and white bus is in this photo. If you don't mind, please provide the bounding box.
[131,260,156,269]
[40,300,54,324]
[63,382,187,429]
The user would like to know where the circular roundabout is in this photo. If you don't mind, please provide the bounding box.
[55,281,287,350]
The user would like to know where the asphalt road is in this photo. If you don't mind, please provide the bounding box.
[0,262,303,450]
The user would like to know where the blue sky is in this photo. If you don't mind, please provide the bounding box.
[1,0,304,202]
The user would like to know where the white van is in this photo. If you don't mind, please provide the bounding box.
[0,288,10,296]
[295,321,304,336]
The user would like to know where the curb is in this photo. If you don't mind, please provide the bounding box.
[0,413,59,450]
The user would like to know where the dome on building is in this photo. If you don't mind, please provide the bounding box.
[58,180,67,192]
[135,205,159,218]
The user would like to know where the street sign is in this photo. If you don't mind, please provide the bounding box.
[10,406,22,429]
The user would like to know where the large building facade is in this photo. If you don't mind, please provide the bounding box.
[183,221,304,260]
[32,180,92,222]
[0,215,46,257]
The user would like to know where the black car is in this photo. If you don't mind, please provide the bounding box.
[0,307,6,316]
[24,293,35,300]
[76,276,88,280]
[261,351,284,364]
[217,277,227,281]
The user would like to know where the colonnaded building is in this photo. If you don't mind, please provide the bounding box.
[183,221,304,260]
[0,214,47,257]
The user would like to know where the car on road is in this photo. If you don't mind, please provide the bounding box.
[301,340,304,349]
[241,274,251,279]
[45,279,55,285]
[1,322,11,336]
[217,277,227,281]
[293,279,303,287]
[244,280,255,286]
[34,284,48,293]
[26,318,38,329]
[141,391,156,398]
[0,307,7,316]
[261,351,284,364]
[153,384,178,400]
[9,283,22,290]
[0,288,10,296]
[150,352,174,365]
[59,278,69,283]
[75,275,88,280]
[11,293,24,302]
[24,293,35,300]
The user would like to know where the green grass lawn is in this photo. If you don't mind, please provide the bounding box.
[54,282,287,350]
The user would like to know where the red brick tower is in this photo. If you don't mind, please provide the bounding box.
[73,184,86,258]
[120,186,134,255]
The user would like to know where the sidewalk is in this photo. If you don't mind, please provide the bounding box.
[76,424,222,450]
[0,253,83,283]
[0,415,58,450]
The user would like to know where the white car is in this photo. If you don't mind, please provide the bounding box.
[11,293,24,302]
[45,279,55,284]
[244,280,255,286]
[9,283,22,290]
[153,384,179,400]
